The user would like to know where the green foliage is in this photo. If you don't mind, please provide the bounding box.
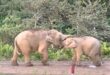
[69,0,109,39]
[0,0,110,60]
[0,0,110,43]
[101,42,110,57]
[31,52,41,60]
[0,15,24,44]
[48,48,72,60]
[0,41,110,60]
[30,48,73,61]
[0,42,72,60]
[0,42,13,60]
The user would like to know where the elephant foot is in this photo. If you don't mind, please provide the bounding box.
[41,61,49,66]
[94,63,101,67]
[74,62,81,67]
[25,62,33,67]
[11,61,19,66]
[75,64,81,67]
[42,63,49,66]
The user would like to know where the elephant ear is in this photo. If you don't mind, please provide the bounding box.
[71,39,78,48]
[46,30,56,43]
[63,37,77,48]
[46,35,53,43]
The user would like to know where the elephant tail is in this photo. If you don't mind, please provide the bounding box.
[14,39,21,55]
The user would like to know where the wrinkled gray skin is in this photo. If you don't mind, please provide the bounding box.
[11,29,67,66]
[62,36,102,67]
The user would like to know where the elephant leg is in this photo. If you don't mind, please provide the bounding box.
[75,48,82,66]
[72,50,76,65]
[38,46,48,66]
[89,48,102,66]
[19,42,33,66]
[90,54,101,66]
[11,49,19,66]
[23,52,33,66]
[41,51,48,65]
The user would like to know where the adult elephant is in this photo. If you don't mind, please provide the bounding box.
[11,29,67,66]
[62,36,102,67]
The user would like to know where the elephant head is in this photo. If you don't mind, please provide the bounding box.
[46,29,69,48]
[61,36,102,66]
[62,37,77,48]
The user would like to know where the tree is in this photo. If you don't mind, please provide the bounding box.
[68,0,110,41]
[0,0,110,44]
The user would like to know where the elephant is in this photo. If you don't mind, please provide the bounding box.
[62,36,102,66]
[11,29,68,66]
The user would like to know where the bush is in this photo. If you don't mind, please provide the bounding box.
[0,42,73,61]
[0,42,110,61]
[48,48,72,60]
[0,42,13,60]
[30,48,73,61]
[101,42,110,58]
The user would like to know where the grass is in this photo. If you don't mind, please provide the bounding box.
[0,42,110,61]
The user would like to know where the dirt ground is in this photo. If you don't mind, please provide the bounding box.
[0,60,110,75]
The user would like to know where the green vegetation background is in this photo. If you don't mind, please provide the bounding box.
[0,0,110,60]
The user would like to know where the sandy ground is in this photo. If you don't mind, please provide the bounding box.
[0,60,110,75]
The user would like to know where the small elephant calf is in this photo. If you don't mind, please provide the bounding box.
[62,36,102,67]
